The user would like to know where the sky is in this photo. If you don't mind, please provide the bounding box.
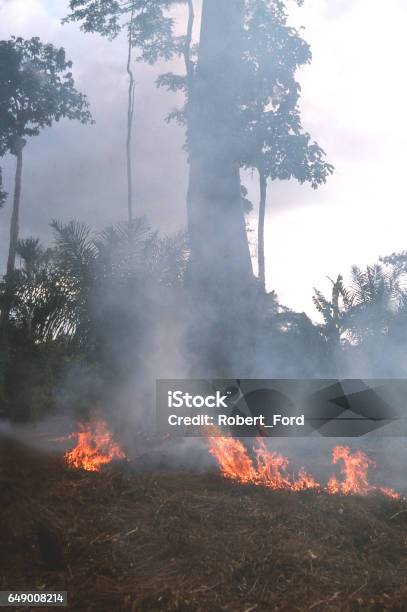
[1,0,407,315]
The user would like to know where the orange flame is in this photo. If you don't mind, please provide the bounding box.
[64,419,125,472]
[207,429,399,499]
[207,427,319,492]
[327,445,372,495]
[327,445,400,499]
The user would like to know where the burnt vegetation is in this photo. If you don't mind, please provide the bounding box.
[1,438,407,612]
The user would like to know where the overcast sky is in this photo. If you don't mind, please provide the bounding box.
[1,0,407,315]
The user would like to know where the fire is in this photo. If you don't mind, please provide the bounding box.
[255,437,320,491]
[207,428,319,492]
[64,419,125,472]
[327,445,400,499]
[207,430,400,499]
[327,445,372,495]
[206,435,257,483]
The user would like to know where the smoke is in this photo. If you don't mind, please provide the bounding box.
[1,0,407,496]
[0,0,188,273]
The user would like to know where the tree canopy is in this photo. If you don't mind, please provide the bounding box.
[239,0,333,185]
[64,0,181,63]
[0,36,93,155]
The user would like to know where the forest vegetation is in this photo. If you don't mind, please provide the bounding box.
[1,0,406,420]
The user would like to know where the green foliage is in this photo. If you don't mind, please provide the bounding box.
[240,0,333,186]
[313,275,352,346]
[156,0,333,186]
[0,217,188,420]
[0,37,93,155]
[1,218,188,348]
[64,0,124,38]
[4,227,407,415]
[313,263,406,347]
[64,0,181,63]
[255,304,328,377]
[2,2,407,412]
[253,257,407,378]
[381,251,407,272]
[3,238,54,339]
[0,337,71,421]
[345,264,404,342]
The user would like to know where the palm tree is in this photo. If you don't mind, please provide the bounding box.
[313,275,352,347]
[346,264,404,342]
[0,238,52,340]
[3,218,188,348]
[313,263,407,375]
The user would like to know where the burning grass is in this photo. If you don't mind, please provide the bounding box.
[64,419,125,472]
[207,430,401,499]
[1,435,407,611]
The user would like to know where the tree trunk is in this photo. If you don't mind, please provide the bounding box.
[126,15,135,228]
[1,139,24,331]
[187,0,252,292]
[186,0,255,374]
[7,144,24,277]
[183,0,195,86]
[257,169,267,292]
[0,166,6,207]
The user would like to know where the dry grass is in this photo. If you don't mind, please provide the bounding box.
[1,437,407,611]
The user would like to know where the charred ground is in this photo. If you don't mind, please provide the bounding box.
[1,437,407,612]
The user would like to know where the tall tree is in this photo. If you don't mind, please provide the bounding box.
[126,10,136,227]
[187,1,253,289]
[0,36,92,325]
[64,0,179,225]
[158,0,329,369]
[183,0,256,372]
[66,1,255,371]
[159,1,254,293]
[240,0,333,291]
[70,1,332,371]
[159,0,331,293]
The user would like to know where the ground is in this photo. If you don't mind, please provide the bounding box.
[1,436,407,612]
